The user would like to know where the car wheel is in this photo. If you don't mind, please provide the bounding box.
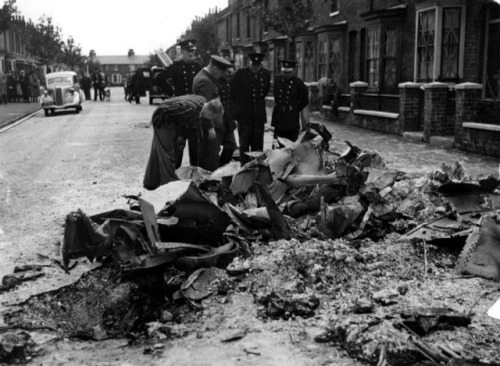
[44,109,50,117]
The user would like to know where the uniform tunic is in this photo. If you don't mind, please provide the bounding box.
[271,75,309,140]
[166,60,202,96]
[143,95,206,190]
[217,77,237,166]
[230,67,271,165]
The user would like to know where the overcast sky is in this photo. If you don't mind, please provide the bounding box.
[14,0,228,56]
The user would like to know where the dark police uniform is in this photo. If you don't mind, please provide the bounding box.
[192,55,232,172]
[164,39,203,168]
[271,60,309,143]
[230,53,270,165]
[217,73,237,166]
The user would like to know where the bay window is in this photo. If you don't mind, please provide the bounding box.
[415,5,465,82]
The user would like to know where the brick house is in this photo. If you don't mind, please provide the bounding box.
[89,49,150,86]
[0,16,42,75]
[214,0,500,157]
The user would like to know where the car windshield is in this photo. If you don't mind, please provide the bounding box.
[47,76,73,86]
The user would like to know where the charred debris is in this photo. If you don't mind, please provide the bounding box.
[2,122,500,365]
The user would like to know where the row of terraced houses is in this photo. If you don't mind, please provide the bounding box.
[205,0,500,157]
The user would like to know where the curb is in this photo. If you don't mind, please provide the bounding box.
[0,108,43,134]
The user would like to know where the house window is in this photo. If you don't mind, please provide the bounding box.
[113,64,119,71]
[417,9,436,81]
[246,12,251,38]
[441,7,461,80]
[330,0,339,15]
[236,12,240,39]
[348,31,357,83]
[329,38,341,84]
[296,43,303,79]
[366,27,380,89]
[226,19,230,42]
[318,39,328,78]
[304,41,315,82]
[415,6,465,82]
[383,28,398,89]
[364,24,401,91]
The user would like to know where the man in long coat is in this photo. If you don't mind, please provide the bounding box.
[230,52,270,165]
[271,60,309,144]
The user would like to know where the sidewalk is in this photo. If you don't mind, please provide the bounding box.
[0,102,42,130]
[309,112,499,179]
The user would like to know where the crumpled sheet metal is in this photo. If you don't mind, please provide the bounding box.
[318,196,365,239]
[456,215,500,281]
[229,160,273,196]
[62,209,144,269]
[149,181,230,245]
[443,193,500,214]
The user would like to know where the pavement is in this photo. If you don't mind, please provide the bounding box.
[0,101,42,131]
[1,87,497,179]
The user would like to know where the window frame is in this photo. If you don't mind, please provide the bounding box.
[363,23,401,92]
[329,0,339,17]
[414,5,466,83]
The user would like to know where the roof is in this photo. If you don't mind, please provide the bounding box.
[46,71,77,77]
[93,55,150,66]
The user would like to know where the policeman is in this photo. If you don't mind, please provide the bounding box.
[271,60,309,144]
[217,59,237,166]
[193,55,233,172]
[164,39,203,168]
[230,52,271,165]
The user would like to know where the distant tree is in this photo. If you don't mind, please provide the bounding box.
[252,0,315,59]
[189,13,220,66]
[25,15,63,70]
[0,0,17,33]
[60,37,86,71]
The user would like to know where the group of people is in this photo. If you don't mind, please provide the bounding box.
[143,38,309,191]
[0,70,41,104]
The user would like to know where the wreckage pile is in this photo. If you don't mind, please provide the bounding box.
[2,124,500,365]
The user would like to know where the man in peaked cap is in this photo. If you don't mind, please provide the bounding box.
[162,38,203,168]
[271,60,309,145]
[230,51,271,165]
[192,55,233,171]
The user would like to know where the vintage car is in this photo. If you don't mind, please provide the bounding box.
[149,66,173,105]
[41,71,84,116]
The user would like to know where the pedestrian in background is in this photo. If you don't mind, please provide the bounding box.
[271,60,309,145]
[0,69,8,104]
[81,73,92,101]
[20,70,30,103]
[230,52,270,165]
[7,71,15,102]
[217,58,237,166]
[92,68,103,101]
[29,71,39,103]
[143,94,208,190]
[192,55,233,172]
[127,70,141,104]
